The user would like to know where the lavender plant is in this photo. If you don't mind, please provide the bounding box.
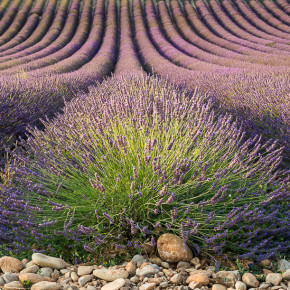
[4,74,289,261]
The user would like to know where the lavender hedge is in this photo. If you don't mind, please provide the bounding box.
[3,74,289,261]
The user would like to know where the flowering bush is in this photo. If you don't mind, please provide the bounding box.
[3,74,289,261]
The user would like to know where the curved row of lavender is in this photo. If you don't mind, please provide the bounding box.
[0,0,289,161]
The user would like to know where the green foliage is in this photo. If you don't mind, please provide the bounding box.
[21,280,33,288]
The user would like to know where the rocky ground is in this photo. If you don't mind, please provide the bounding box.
[0,234,289,290]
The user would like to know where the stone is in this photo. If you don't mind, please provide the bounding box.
[51,270,60,281]
[0,277,5,286]
[149,256,163,266]
[212,284,227,290]
[177,262,191,269]
[93,268,129,281]
[259,282,271,289]
[161,262,170,269]
[266,273,282,286]
[270,286,283,290]
[139,283,156,290]
[263,269,273,276]
[60,269,69,275]
[18,273,54,284]
[282,270,290,281]
[31,281,61,290]
[131,255,148,266]
[25,261,36,268]
[186,270,213,277]
[87,286,97,290]
[235,281,247,290]
[148,277,163,284]
[125,261,137,276]
[277,260,290,273]
[78,275,93,287]
[32,254,66,270]
[160,281,169,288]
[229,271,241,281]
[186,274,209,286]
[20,265,40,274]
[0,257,24,273]
[3,281,24,290]
[171,273,184,284]
[189,282,202,289]
[136,265,160,277]
[21,259,29,267]
[77,266,94,276]
[39,268,53,277]
[215,271,238,288]
[100,278,126,290]
[242,273,259,288]
[2,273,19,284]
[63,286,79,290]
[191,258,200,265]
[195,264,202,270]
[260,260,271,267]
[130,276,139,283]
[71,272,79,282]
[157,234,193,263]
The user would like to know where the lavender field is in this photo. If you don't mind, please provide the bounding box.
[0,0,289,267]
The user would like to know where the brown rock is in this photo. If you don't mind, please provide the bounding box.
[4,281,24,290]
[189,281,202,289]
[170,273,184,284]
[260,260,271,267]
[31,281,61,290]
[157,234,193,263]
[177,262,191,269]
[19,273,54,284]
[147,277,163,284]
[242,273,259,288]
[215,271,237,288]
[263,269,273,276]
[125,261,137,276]
[149,256,163,266]
[265,273,282,286]
[0,257,24,273]
[212,284,227,290]
[186,273,209,285]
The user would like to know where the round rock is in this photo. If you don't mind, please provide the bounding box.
[277,259,290,272]
[212,284,227,290]
[266,273,282,286]
[215,271,238,288]
[235,281,247,290]
[242,273,259,288]
[32,254,66,270]
[3,281,24,290]
[77,266,94,276]
[18,273,54,284]
[157,233,193,263]
[0,257,24,273]
[3,273,19,284]
[186,273,209,285]
[282,269,290,281]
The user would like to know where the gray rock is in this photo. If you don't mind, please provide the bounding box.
[77,266,94,276]
[0,277,5,286]
[278,260,290,273]
[32,254,67,270]
[78,275,93,287]
[170,273,184,284]
[131,255,148,266]
[161,262,170,269]
[39,268,53,277]
[20,265,40,274]
[266,273,282,286]
[215,271,238,288]
[160,281,169,288]
[100,278,126,290]
[177,262,191,269]
[130,276,139,283]
[136,265,160,277]
[31,281,61,290]
[235,281,247,290]
[87,286,97,290]
[282,270,290,281]
[3,273,19,284]
[93,268,128,282]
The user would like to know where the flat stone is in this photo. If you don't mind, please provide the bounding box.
[78,275,93,287]
[0,277,5,286]
[259,282,271,289]
[242,273,259,288]
[212,284,227,290]
[93,268,128,281]
[18,273,54,284]
[186,269,213,277]
[4,281,24,290]
[186,273,209,285]
[160,281,169,288]
[177,262,191,269]
[266,273,282,286]
[31,281,61,290]
[0,257,24,273]
[3,273,19,284]
[216,271,238,288]
[282,270,290,281]
[26,261,37,268]
[277,260,290,273]
[157,234,193,263]
[100,278,126,290]
[77,266,94,276]
[39,268,53,277]
[131,255,148,266]
[87,286,97,290]
[235,281,247,290]
[136,265,160,277]
[20,265,40,274]
[170,273,183,284]
[51,270,60,281]
[32,254,66,270]
[139,283,156,290]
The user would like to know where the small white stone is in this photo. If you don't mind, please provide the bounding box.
[130,276,139,283]
[160,281,169,288]
[100,278,126,290]
[139,282,156,290]
[136,265,160,277]
[235,281,247,290]
[77,266,94,276]
[71,272,79,282]
[78,274,93,287]
[32,254,67,270]
[170,273,183,284]
[212,284,227,290]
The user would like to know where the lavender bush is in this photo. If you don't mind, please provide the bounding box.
[4,74,289,261]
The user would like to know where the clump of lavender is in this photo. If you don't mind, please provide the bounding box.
[4,74,289,261]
